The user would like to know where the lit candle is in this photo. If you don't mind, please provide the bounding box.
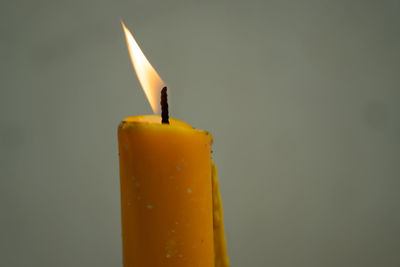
[118,22,229,267]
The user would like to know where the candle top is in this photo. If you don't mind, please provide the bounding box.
[122,115,191,127]
[119,115,213,144]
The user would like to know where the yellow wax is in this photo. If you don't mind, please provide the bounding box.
[118,115,228,267]
[212,162,230,267]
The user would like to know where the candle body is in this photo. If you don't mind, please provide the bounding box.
[118,115,214,267]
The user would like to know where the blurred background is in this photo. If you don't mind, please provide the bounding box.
[1,0,400,266]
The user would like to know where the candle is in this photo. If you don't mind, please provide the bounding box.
[118,22,229,267]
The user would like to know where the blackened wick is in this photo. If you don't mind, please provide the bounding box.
[161,86,169,124]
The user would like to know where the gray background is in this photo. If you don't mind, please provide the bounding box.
[1,0,399,266]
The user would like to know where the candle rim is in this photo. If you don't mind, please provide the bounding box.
[118,115,213,144]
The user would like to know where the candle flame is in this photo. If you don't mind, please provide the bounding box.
[122,21,165,114]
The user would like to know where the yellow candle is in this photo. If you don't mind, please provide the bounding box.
[119,22,229,267]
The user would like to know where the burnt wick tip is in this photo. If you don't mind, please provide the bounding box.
[161,87,169,124]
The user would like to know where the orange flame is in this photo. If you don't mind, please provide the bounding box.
[122,21,165,114]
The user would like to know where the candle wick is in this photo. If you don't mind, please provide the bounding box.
[161,86,169,124]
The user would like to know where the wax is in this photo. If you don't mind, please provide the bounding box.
[212,162,230,267]
[118,115,228,266]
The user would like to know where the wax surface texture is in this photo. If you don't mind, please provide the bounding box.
[118,115,228,267]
